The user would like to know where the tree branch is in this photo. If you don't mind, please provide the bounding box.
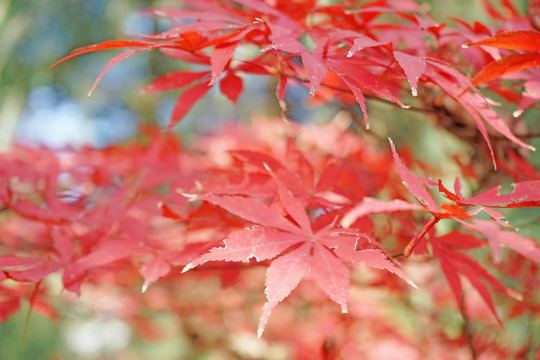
[461,293,478,360]
[278,69,540,141]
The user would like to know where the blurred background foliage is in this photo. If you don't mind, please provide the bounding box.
[0,0,154,149]
[0,0,284,150]
[0,0,537,359]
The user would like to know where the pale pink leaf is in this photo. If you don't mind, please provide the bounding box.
[341,76,370,128]
[316,232,359,250]
[331,60,410,113]
[0,256,45,270]
[393,51,426,96]
[53,230,74,262]
[473,219,540,263]
[389,139,438,212]
[454,176,463,197]
[426,60,534,157]
[285,138,315,187]
[301,51,328,95]
[466,180,540,206]
[334,248,416,288]
[63,239,146,295]
[341,198,422,228]
[258,242,311,337]
[465,92,535,151]
[264,164,313,236]
[72,240,146,272]
[425,64,497,164]
[8,261,63,283]
[267,35,305,53]
[312,243,350,313]
[140,257,171,293]
[0,257,62,283]
[457,97,497,167]
[183,226,302,272]
[324,30,363,55]
[265,22,304,51]
[196,194,304,235]
[347,34,386,57]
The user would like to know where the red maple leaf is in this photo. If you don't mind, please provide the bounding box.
[342,139,540,263]
[414,230,521,323]
[465,30,540,85]
[182,164,414,337]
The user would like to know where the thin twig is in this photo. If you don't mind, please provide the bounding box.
[278,70,540,140]
[461,293,478,360]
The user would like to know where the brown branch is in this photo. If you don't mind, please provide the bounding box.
[278,70,540,140]
[461,293,478,360]
[511,130,540,139]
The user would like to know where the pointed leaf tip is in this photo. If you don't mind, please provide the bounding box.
[210,76,218,86]
[167,81,212,129]
[180,193,199,201]
[393,51,426,100]
[407,279,418,289]
[466,30,540,52]
[512,109,523,118]
[507,288,523,301]
[182,263,195,273]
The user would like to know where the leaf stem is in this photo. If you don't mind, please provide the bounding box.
[404,217,439,257]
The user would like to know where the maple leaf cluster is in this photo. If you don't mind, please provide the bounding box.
[2,0,540,358]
